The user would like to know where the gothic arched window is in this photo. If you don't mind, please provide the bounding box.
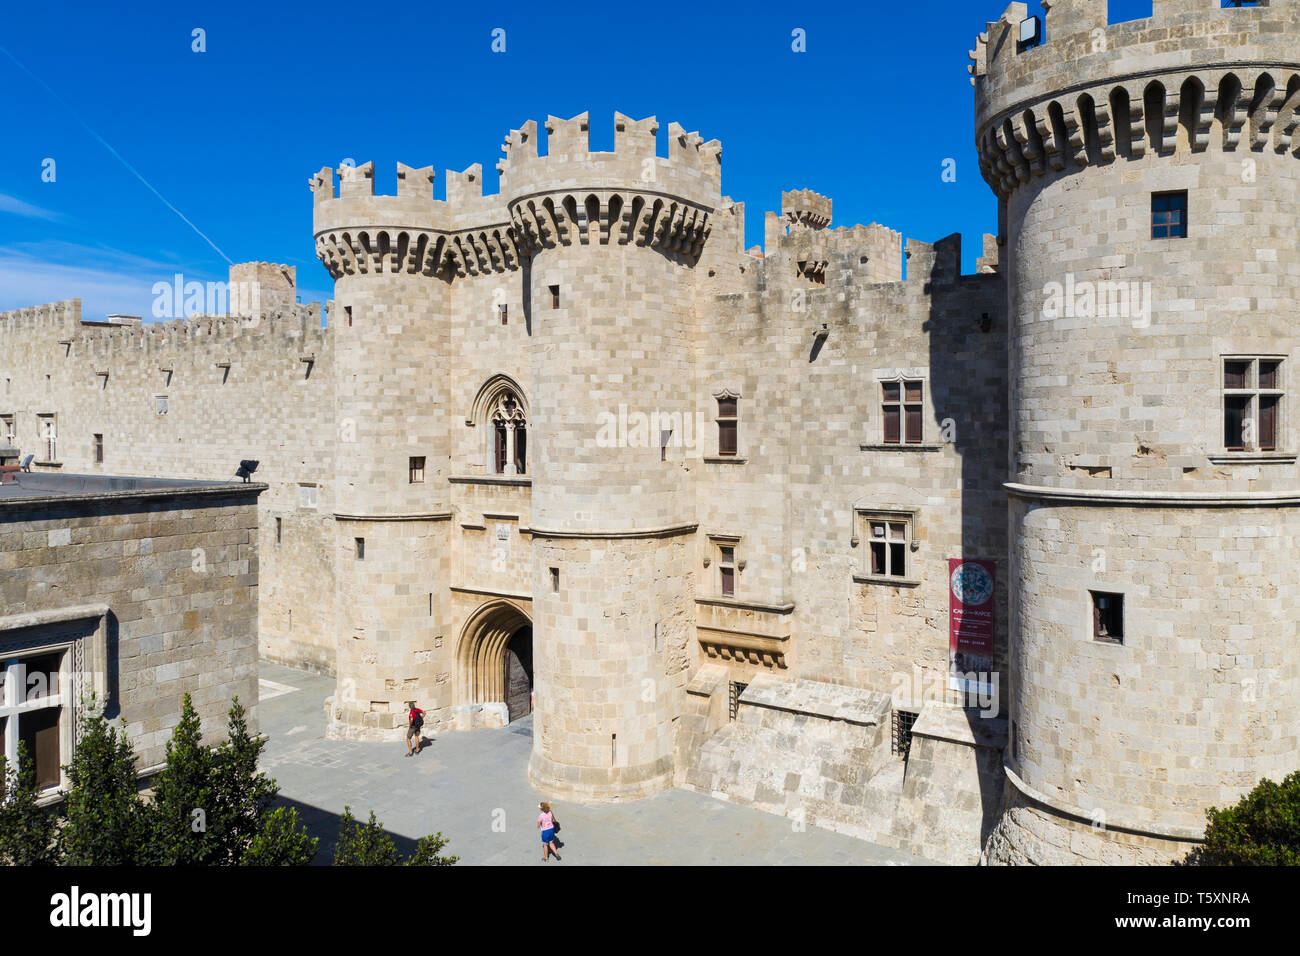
[488,389,527,475]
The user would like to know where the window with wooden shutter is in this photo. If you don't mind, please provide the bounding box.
[495,424,508,474]
[719,545,736,596]
[882,382,901,444]
[1222,357,1284,453]
[883,380,924,444]
[515,425,527,474]
[717,397,738,456]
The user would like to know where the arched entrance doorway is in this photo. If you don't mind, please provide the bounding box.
[455,601,533,727]
[504,626,532,722]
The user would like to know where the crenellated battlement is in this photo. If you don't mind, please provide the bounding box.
[498,112,722,205]
[760,195,903,285]
[0,299,83,337]
[312,111,725,278]
[972,0,1300,197]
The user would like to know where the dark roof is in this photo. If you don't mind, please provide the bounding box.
[0,472,266,504]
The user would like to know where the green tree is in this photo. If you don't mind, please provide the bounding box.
[58,701,149,865]
[241,806,318,865]
[406,832,459,866]
[1186,771,1300,866]
[333,806,401,865]
[331,806,459,866]
[209,696,278,864]
[147,693,215,864]
[0,744,60,865]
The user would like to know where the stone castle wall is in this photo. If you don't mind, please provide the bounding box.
[0,300,337,677]
[975,0,1300,861]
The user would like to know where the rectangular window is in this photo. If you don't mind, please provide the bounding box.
[549,285,560,309]
[1223,357,1284,452]
[344,305,353,327]
[550,567,560,592]
[275,517,282,545]
[863,515,911,579]
[2,651,66,792]
[1091,591,1124,643]
[1151,191,1188,239]
[499,304,508,326]
[355,537,365,560]
[93,433,103,464]
[494,424,508,474]
[299,484,318,509]
[0,415,13,446]
[37,414,56,461]
[882,380,924,444]
[155,394,168,416]
[717,397,738,456]
[409,456,425,483]
[719,545,736,596]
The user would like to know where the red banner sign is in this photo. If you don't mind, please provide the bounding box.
[948,559,995,692]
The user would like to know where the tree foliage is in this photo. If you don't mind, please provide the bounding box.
[0,693,455,867]
[1186,771,1300,866]
[148,693,215,864]
[0,745,60,865]
[241,806,318,865]
[57,704,150,865]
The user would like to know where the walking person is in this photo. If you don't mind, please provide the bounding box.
[406,701,425,756]
[538,802,560,862]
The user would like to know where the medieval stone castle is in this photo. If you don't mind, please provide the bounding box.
[1,0,1297,864]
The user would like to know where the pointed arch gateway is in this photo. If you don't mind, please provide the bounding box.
[455,600,533,725]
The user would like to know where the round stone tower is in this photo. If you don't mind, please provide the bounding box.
[311,159,453,740]
[501,113,718,800]
[973,0,1300,863]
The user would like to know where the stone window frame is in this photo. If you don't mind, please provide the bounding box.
[467,375,530,477]
[852,507,922,587]
[36,412,57,464]
[705,388,746,463]
[1150,190,1188,240]
[1081,584,1130,649]
[298,483,318,509]
[0,605,109,799]
[862,368,943,451]
[409,456,426,484]
[1089,590,1125,645]
[706,534,743,598]
[155,394,169,417]
[1220,354,1286,454]
[0,413,15,447]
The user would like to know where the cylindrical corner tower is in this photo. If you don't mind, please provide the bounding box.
[973,0,1300,863]
[503,112,719,800]
[312,161,454,740]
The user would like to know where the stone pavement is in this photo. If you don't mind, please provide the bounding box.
[256,661,931,866]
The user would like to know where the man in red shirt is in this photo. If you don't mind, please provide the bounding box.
[406,701,425,756]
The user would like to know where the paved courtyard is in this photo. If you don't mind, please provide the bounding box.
[256,662,929,866]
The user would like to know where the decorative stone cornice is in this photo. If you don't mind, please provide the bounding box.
[507,190,712,261]
[314,225,525,280]
[977,66,1300,200]
[696,625,789,670]
[1005,481,1300,508]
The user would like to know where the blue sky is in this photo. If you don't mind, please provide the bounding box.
[0,0,1157,320]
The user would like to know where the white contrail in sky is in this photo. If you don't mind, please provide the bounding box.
[0,42,234,265]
